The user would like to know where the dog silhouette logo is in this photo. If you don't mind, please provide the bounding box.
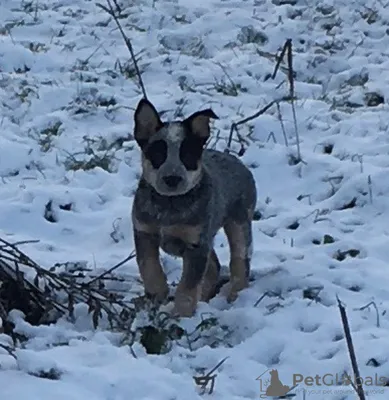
[257,368,291,397]
[266,369,290,396]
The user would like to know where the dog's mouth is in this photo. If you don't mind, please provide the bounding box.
[155,184,190,197]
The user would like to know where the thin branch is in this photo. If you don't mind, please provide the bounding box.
[96,0,147,98]
[272,39,302,162]
[193,357,229,394]
[0,343,16,359]
[272,40,289,80]
[337,297,366,400]
[356,301,380,328]
[0,239,40,248]
[85,251,136,286]
[276,101,288,146]
[225,95,294,153]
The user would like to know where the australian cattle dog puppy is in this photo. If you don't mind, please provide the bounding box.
[131,98,257,317]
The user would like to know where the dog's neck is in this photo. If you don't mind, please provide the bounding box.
[135,173,211,226]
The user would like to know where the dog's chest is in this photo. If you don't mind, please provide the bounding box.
[159,233,187,257]
[158,225,202,257]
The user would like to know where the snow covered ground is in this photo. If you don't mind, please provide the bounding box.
[2,0,389,398]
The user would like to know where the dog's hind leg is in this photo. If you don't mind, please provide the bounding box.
[134,229,169,302]
[200,248,221,302]
[224,215,253,303]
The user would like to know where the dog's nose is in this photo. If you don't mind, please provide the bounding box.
[163,175,183,188]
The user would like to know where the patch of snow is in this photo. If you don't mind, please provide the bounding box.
[1,0,389,399]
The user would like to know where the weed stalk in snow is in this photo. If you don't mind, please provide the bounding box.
[193,357,229,394]
[273,39,301,162]
[225,95,294,154]
[337,297,366,400]
[97,0,148,99]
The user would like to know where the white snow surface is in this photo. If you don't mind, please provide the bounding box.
[2,0,389,398]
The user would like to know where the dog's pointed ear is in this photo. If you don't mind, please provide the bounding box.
[134,98,163,147]
[184,109,219,139]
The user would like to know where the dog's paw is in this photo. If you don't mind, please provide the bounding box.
[226,289,239,303]
[171,294,197,318]
[145,285,169,304]
[223,278,248,303]
[171,305,196,318]
[171,306,195,318]
[201,275,229,301]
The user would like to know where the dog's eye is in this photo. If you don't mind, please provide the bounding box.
[179,137,204,170]
[144,140,167,168]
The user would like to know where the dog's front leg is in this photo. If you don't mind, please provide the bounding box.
[134,229,169,302]
[173,245,209,317]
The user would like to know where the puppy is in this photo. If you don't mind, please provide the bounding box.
[131,98,257,317]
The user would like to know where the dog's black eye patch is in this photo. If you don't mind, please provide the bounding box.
[144,140,167,168]
[179,136,205,170]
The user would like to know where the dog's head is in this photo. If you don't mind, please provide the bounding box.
[133,98,218,196]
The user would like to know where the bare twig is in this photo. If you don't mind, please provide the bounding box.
[215,62,240,97]
[86,251,136,286]
[193,357,229,394]
[356,301,380,328]
[351,154,364,173]
[272,40,290,80]
[276,101,288,146]
[266,132,277,143]
[337,297,366,400]
[0,239,40,248]
[0,237,138,330]
[368,175,373,204]
[225,95,294,153]
[97,0,147,98]
[0,343,17,359]
[254,291,284,307]
[272,39,301,162]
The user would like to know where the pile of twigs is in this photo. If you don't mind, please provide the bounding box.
[0,237,137,332]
